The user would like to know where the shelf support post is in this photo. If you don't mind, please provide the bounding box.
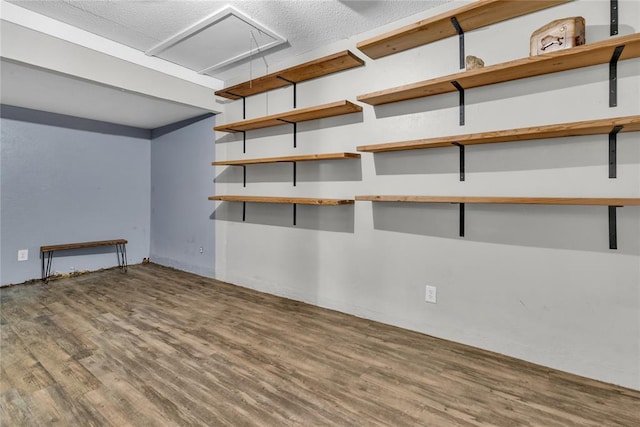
[609,45,625,107]
[610,0,619,36]
[459,203,465,237]
[242,202,246,222]
[293,122,297,148]
[293,203,297,226]
[292,161,297,186]
[242,165,247,187]
[242,131,246,153]
[451,81,465,126]
[452,142,465,181]
[609,205,618,250]
[277,77,297,109]
[609,125,623,178]
[450,17,465,70]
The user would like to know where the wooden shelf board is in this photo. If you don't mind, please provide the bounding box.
[212,152,360,166]
[357,115,640,152]
[356,196,640,206]
[358,33,640,105]
[214,100,362,133]
[357,0,569,59]
[209,195,354,206]
[215,51,364,99]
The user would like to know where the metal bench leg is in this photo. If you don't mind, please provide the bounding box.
[42,251,54,283]
[116,243,128,272]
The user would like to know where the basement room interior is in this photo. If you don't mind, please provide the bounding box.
[1,0,639,425]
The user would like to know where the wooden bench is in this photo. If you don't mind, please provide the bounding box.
[40,239,128,283]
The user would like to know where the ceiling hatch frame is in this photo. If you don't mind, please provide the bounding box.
[145,6,286,75]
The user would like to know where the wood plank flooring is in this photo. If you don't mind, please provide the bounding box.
[1,264,638,426]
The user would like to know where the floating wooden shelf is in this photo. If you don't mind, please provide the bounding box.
[214,100,362,133]
[209,195,354,205]
[357,115,640,152]
[355,195,640,206]
[215,51,365,100]
[357,33,640,106]
[212,152,360,166]
[357,0,569,59]
[356,195,639,249]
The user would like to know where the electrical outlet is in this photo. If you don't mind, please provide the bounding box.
[425,285,437,304]
[18,249,29,261]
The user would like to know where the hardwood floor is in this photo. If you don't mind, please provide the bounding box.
[1,264,638,426]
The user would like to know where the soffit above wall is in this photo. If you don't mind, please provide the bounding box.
[0,59,213,129]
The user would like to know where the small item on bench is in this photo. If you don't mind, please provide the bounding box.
[530,17,585,56]
[40,239,128,283]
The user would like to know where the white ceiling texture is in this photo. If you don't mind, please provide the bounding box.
[1,0,451,129]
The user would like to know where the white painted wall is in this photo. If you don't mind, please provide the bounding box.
[212,0,640,389]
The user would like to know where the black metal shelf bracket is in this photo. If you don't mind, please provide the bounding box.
[242,165,247,187]
[609,45,625,107]
[609,125,623,178]
[609,205,619,249]
[459,203,465,237]
[226,129,247,153]
[450,17,465,70]
[610,0,619,36]
[452,142,465,181]
[242,201,246,222]
[277,76,298,109]
[451,81,465,126]
[225,92,246,119]
[277,119,298,148]
[293,203,297,225]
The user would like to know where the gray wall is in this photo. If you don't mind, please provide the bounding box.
[150,115,216,277]
[0,107,151,285]
[212,0,640,390]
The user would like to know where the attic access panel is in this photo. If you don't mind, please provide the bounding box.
[146,6,286,75]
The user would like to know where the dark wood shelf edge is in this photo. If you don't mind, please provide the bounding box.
[357,115,640,153]
[212,152,361,166]
[357,33,640,106]
[213,100,362,133]
[357,0,570,59]
[215,50,365,100]
[209,196,355,205]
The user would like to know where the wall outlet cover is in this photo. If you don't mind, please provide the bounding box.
[18,249,29,261]
[425,285,437,304]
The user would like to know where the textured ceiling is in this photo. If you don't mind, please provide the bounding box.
[7,0,451,82]
[2,0,452,128]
